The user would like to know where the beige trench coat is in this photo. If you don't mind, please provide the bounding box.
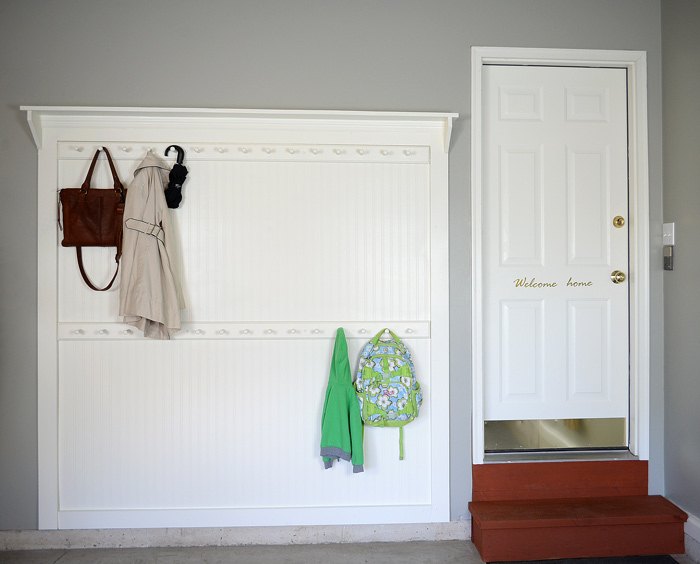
[119,151,184,339]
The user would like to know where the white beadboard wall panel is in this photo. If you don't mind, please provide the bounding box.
[176,160,431,322]
[57,155,430,324]
[30,107,453,529]
[58,339,431,514]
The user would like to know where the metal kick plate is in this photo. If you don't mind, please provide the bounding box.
[485,418,627,452]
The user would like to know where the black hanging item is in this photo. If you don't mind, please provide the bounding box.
[164,144,188,209]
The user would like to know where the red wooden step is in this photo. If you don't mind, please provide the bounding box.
[469,495,688,562]
[472,460,648,501]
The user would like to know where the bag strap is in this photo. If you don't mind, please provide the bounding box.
[80,149,101,192]
[80,147,125,198]
[102,146,125,197]
[76,247,120,291]
[73,197,126,292]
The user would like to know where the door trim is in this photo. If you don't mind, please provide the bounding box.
[471,47,650,464]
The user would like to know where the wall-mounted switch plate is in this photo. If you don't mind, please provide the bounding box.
[663,222,676,246]
[664,245,674,271]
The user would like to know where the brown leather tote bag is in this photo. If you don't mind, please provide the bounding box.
[59,147,127,291]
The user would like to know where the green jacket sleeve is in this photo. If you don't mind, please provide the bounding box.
[348,383,364,472]
[319,328,364,473]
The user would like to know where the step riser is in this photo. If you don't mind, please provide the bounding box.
[473,460,648,501]
[473,521,686,562]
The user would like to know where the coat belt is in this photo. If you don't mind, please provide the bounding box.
[125,218,165,244]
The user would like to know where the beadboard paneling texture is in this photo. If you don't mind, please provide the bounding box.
[57,148,430,323]
[39,112,450,529]
[57,339,432,528]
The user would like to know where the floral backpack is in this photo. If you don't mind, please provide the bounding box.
[355,328,422,460]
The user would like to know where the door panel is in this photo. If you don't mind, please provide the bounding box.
[483,65,629,435]
[567,299,609,398]
[567,147,610,264]
[501,300,544,401]
[500,147,543,265]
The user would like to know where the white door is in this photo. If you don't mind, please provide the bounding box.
[482,65,629,445]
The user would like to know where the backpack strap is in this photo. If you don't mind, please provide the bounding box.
[371,327,402,347]
[399,427,405,461]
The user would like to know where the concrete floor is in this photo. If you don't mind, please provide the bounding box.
[0,543,693,564]
[0,540,475,564]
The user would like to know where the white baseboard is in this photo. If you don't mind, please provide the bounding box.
[687,511,700,542]
[685,511,700,563]
[0,521,471,551]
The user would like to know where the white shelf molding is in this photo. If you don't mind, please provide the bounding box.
[22,106,458,152]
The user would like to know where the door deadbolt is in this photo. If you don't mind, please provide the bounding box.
[613,216,625,228]
[611,270,626,284]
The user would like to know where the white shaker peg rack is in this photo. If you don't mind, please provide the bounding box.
[58,322,430,340]
[57,142,432,163]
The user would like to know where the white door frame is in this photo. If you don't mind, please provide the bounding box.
[471,47,650,464]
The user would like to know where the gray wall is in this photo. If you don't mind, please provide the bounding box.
[662,0,700,519]
[0,0,663,529]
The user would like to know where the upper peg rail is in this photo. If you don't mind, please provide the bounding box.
[57,142,430,163]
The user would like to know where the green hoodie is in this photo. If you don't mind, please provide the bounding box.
[320,328,364,473]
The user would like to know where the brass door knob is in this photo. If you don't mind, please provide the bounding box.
[611,270,626,284]
[613,216,625,228]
